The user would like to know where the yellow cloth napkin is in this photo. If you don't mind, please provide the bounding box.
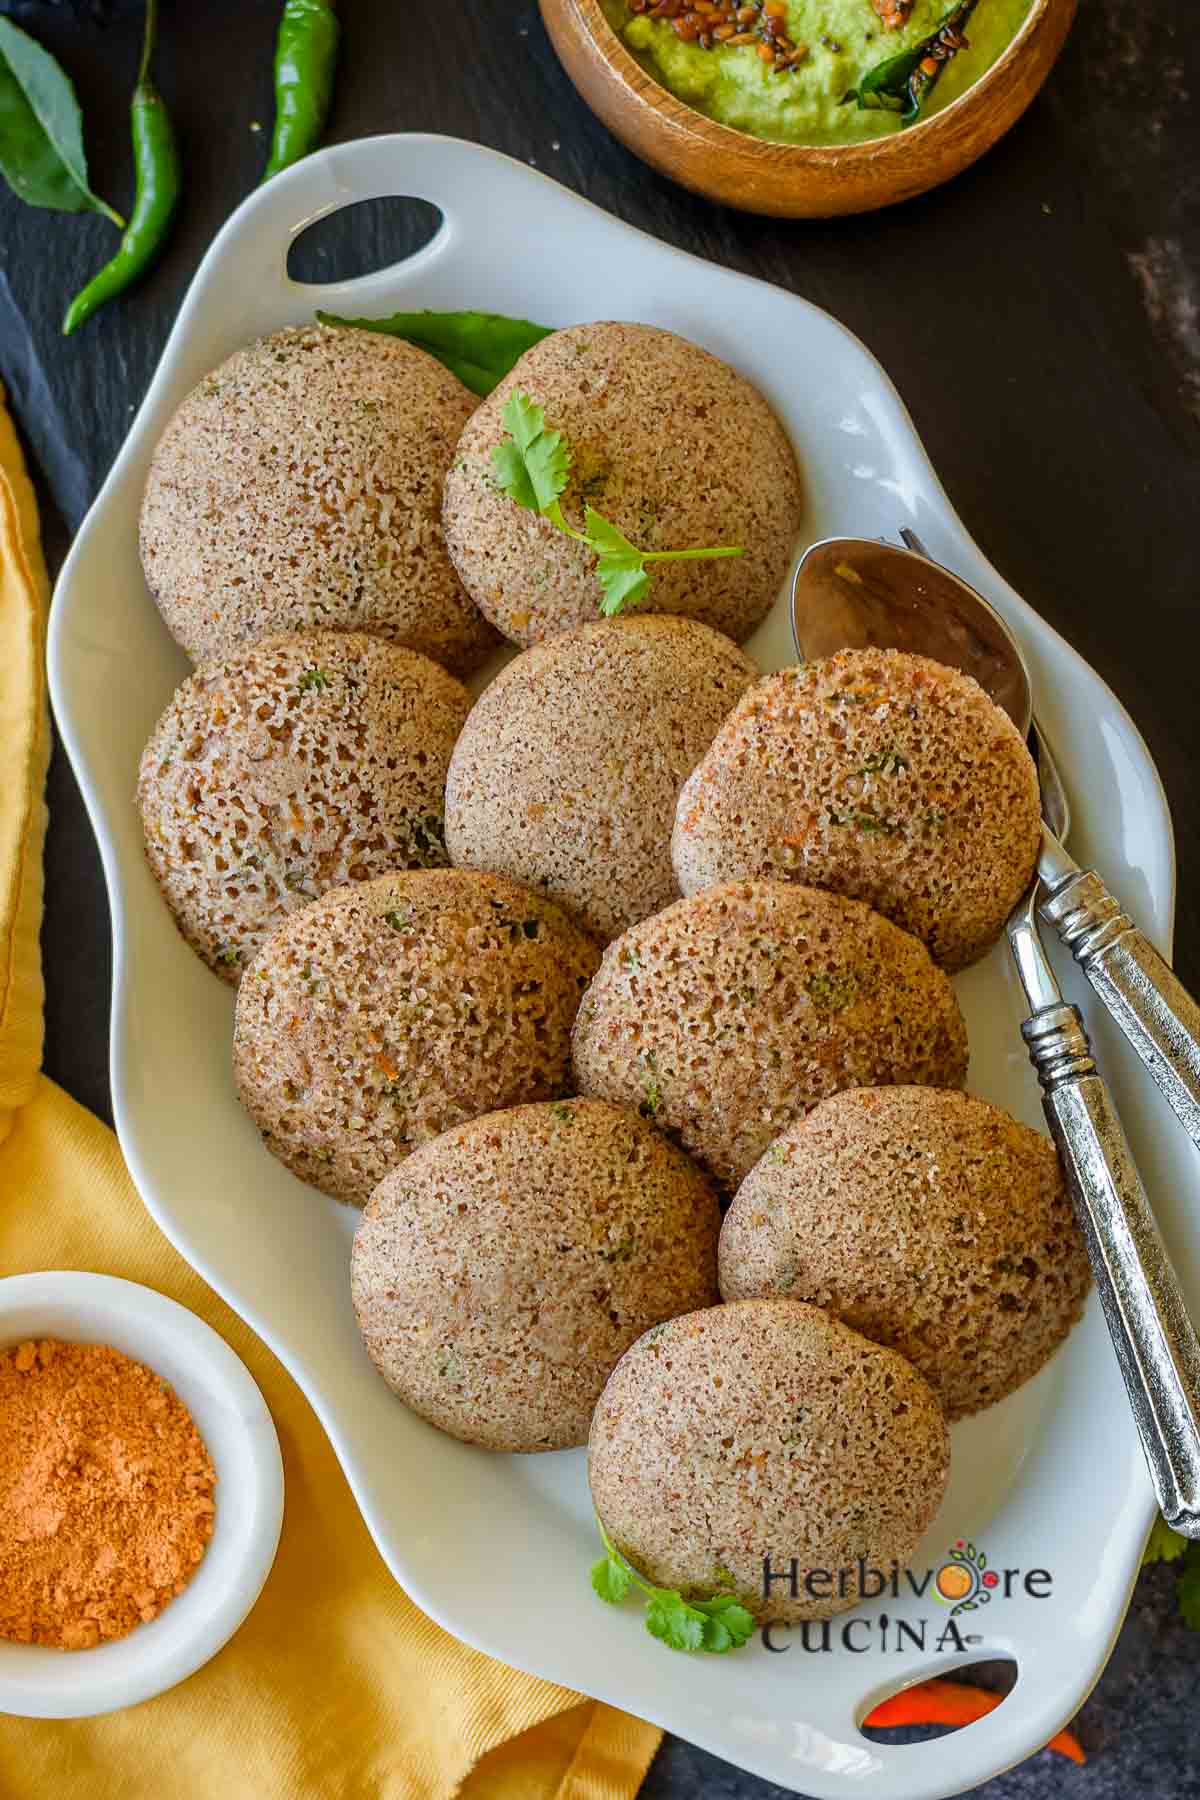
[0,385,662,1799]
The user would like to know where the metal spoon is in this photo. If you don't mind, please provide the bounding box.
[794,533,1200,1148]
[791,534,1200,1535]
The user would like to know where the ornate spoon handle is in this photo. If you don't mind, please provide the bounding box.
[1041,870,1200,1155]
[1023,1000,1200,1535]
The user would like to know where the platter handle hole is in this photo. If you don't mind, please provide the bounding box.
[286,197,444,286]
[857,1655,1018,1749]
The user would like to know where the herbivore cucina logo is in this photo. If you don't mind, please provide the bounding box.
[759,1539,1053,1654]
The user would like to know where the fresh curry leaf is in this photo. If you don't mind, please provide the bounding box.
[0,19,123,223]
[841,0,979,126]
[314,308,554,396]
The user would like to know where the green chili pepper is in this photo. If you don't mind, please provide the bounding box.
[61,0,180,336]
[262,0,340,183]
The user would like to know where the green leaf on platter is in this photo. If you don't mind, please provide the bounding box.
[0,18,123,223]
[692,1594,756,1650]
[645,1592,706,1653]
[1143,1516,1190,1566]
[591,1555,631,1606]
[314,308,554,397]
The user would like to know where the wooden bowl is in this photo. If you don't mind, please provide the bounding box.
[539,0,1077,217]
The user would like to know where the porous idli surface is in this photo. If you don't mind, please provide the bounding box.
[572,879,967,1190]
[589,1298,949,1623]
[444,616,758,940]
[140,325,497,674]
[138,631,470,982]
[351,1099,721,1451]
[442,322,803,648]
[233,869,600,1204]
[673,649,1041,970]
[721,1086,1091,1419]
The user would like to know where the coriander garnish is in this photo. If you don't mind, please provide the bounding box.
[491,391,743,616]
[590,1520,755,1655]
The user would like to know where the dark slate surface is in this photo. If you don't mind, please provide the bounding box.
[1,0,1198,1792]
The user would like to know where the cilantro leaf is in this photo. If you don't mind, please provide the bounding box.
[586,507,650,616]
[645,1591,706,1652]
[588,1518,755,1655]
[693,1594,756,1650]
[524,426,571,517]
[492,391,572,523]
[1144,1515,1189,1565]
[597,559,651,616]
[591,1554,631,1605]
[584,507,642,562]
[490,395,743,616]
[491,439,540,513]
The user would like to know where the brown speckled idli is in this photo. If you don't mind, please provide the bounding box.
[673,649,1041,970]
[233,869,600,1205]
[589,1299,949,1623]
[351,1099,721,1451]
[442,323,803,648]
[138,632,471,983]
[444,617,758,940]
[572,879,967,1191]
[721,1087,1091,1419]
[140,325,497,674]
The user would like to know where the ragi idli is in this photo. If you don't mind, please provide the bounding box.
[352,1099,721,1451]
[572,878,967,1190]
[720,1086,1091,1419]
[442,322,803,648]
[444,616,758,940]
[673,648,1041,969]
[140,325,497,674]
[234,869,600,1204]
[138,631,470,982]
[589,1299,949,1623]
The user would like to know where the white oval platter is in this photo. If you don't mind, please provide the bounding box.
[48,135,1196,1799]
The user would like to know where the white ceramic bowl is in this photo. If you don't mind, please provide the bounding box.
[0,1272,283,1718]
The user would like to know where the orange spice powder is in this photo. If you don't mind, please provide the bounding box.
[0,1338,216,1651]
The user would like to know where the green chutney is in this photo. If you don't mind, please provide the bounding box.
[601,0,1033,146]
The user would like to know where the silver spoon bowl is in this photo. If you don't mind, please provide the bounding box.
[790,533,1200,1535]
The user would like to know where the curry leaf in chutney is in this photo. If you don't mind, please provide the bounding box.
[841,0,981,126]
[0,18,123,224]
